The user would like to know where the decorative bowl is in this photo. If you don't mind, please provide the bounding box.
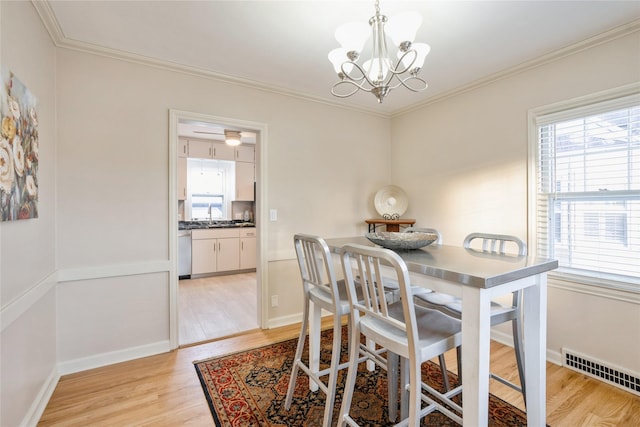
[374,185,408,218]
[365,231,438,250]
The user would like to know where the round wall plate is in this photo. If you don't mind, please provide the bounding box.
[374,185,408,219]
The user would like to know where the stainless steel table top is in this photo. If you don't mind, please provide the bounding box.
[325,236,558,289]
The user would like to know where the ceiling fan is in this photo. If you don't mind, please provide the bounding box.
[178,120,256,144]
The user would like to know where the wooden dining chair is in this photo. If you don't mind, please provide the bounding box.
[338,243,463,426]
[413,232,528,401]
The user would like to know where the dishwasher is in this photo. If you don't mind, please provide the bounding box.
[178,229,192,279]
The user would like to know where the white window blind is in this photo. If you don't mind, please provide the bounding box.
[534,94,640,286]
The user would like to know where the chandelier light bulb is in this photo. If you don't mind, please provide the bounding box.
[328,48,353,75]
[364,58,391,82]
[398,42,431,72]
[335,21,370,54]
[385,11,422,48]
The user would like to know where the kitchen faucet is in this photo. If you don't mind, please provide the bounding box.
[207,203,212,223]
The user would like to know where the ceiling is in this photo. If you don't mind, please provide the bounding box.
[42,0,640,119]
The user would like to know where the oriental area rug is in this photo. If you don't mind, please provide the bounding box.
[194,328,530,426]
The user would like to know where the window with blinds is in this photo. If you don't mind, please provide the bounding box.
[532,92,640,287]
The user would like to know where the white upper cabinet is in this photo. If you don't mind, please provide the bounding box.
[212,142,235,161]
[235,162,255,201]
[188,139,213,159]
[235,145,255,162]
[187,139,239,161]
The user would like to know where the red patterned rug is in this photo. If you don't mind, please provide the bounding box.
[194,327,530,426]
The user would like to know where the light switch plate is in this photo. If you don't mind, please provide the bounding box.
[269,209,277,221]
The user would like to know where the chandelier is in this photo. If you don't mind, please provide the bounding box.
[328,0,430,103]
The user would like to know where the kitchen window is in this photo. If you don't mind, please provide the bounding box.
[529,87,640,290]
[187,158,235,220]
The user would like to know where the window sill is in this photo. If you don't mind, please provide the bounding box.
[548,271,640,304]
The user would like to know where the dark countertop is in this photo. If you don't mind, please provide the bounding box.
[179,220,255,230]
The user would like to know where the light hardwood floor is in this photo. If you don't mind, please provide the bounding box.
[39,313,639,426]
[179,272,259,346]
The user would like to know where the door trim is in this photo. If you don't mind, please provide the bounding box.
[168,109,268,349]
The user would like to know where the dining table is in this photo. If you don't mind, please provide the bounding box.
[323,236,558,427]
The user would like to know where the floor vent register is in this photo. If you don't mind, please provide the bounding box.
[562,348,640,396]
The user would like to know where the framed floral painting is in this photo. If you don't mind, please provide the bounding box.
[1,67,39,221]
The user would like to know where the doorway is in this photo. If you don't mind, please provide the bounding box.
[178,272,258,345]
[169,110,267,349]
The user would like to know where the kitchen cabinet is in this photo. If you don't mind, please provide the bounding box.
[235,161,255,201]
[187,139,236,160]
[240,228,257,269]
[177,157,187,200]
[212,142,235,161]
[188,139,212,159]
[191,239,217,274]
[191,228,240,274]
[235,145,255,162]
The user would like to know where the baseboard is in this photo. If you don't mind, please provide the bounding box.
[57,340,171,375]
[267,313,303,329]
[492,329,563,366]
[490,329,514,348]
[21,367,59,427]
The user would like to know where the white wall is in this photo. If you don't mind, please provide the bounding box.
[1,4,391,424]
[0,2,59,426]
[391,30,640,373]
[54,47,391,363]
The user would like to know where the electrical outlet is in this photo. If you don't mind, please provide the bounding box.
[271,295,279,307]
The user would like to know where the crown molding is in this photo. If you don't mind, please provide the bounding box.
[393,19,640,117]
[30,1,389,119]
[31,0,65,45]
[31,1,639,120]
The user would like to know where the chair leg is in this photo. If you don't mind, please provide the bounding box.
[321,314,344,427]
[512,316,526,405]
[438,354,451,392]
[309,299,322,392]
[407,359,422,426]
[285,297,310,409]
[366,338,376,371]
[456,346,462,385]
[400,356,409,420]
[386,352,399,422]
[336,316,362,427]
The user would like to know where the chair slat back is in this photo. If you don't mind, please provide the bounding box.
[463,232,527,256]
[463,233,527,308]
[340,244,416,336]
[294,234,339,302]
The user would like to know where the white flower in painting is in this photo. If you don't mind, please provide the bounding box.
[0,137,14,193]
[25,174,37,198]
[7,96,20,119]
[12,135,25,177]
[29,107,38,127]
